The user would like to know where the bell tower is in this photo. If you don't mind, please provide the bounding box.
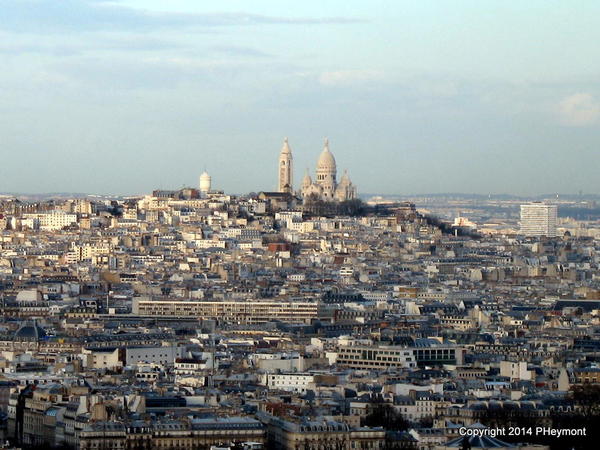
[278,137,293,193]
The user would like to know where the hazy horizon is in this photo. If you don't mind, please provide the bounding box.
[1,190,597,201]
[2,0,599,196]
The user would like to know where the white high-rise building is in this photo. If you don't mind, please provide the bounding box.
[520,203,558,237]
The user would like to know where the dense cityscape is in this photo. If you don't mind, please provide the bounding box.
[0,138,598,449]
[3,1,600,449]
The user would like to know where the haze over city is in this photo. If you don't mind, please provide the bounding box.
[2,0,599,196]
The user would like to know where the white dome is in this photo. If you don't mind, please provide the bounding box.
[317,138,336,170]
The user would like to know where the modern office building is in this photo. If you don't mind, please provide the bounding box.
[336,342,464,369]
[520,203,558,237]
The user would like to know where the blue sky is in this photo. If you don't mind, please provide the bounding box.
[1,0,599,195]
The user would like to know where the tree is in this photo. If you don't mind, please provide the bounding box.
[363,404,410,431]
[570,384,600,415]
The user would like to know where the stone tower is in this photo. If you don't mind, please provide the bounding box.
[278,137,293,193]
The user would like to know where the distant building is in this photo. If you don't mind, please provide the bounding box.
[276,137,357,201]
[301,138,357,202]
[22,211,78,231]
[199,171,212,195]
[257,191,298,212]
[453,216,477,230]
[257,413,385,450]
[278,138,293,194]
[520,203,557,237]
[336,341,463,369]
[151,188,200,200]
[132,297,319,324]
[78,417,266,450]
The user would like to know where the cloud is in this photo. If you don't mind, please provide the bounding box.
[557,93,600,126]
[318,70,384,86]
[0,32,188,56]
[210,45,272,59]
[0,0,363,33]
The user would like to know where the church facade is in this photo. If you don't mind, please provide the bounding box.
[277,138,357,202]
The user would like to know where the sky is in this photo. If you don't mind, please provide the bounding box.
[1,0,599,196]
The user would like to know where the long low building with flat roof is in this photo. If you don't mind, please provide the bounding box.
[131,297,320,324]
[336,340,464,369]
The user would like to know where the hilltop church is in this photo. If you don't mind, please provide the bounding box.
[278,138,357,202]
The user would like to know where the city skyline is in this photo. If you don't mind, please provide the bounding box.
[2,0,600,195]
